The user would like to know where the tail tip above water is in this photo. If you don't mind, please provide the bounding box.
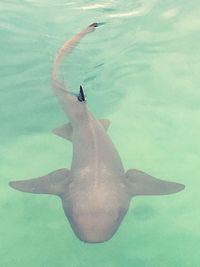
[89,22,106,28]
[89,22,98,28]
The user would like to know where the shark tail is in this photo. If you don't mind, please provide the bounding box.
[52,22,98,81]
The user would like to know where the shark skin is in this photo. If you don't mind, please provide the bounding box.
[9,23,185,243]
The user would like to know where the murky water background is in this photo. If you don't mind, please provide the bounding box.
[1,1,199,266]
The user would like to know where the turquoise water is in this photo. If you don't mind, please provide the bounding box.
[1,0,199,266]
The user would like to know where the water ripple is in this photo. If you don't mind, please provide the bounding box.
[108,0,158,18]
[76,2,114,10]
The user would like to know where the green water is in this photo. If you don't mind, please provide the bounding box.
[1,0,199,266]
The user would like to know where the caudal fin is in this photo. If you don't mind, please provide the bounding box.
[52,22,98,81]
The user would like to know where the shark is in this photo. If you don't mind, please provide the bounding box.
[9,22,185,243]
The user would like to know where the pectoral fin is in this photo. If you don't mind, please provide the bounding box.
[126,169,185,196]
[9,169,70,196]
[52,123,73,141]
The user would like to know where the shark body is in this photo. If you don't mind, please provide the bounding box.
[9,23,185,243]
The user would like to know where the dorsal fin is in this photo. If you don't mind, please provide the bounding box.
[78,85,86,102]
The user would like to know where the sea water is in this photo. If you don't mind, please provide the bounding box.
[0,0,199,266]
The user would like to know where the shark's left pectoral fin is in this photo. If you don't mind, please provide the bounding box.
[126,169,185,196]
[9,168,70,196]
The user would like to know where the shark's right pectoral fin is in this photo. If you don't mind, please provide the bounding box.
[126,169,185,196]
[9,169,70,196]
[52,123,73,141]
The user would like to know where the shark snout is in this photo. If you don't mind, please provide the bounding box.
[70,211,122,243]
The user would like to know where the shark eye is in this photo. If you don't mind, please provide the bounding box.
[77,85,86,102]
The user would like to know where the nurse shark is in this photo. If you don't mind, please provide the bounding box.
[9,23,185,243]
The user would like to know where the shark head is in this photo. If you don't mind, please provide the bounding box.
[71,211,123,243]
[61,186,130,243]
